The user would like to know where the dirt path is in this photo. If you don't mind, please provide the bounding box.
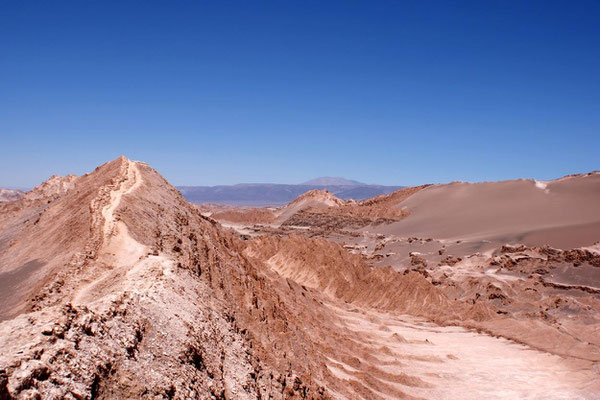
[101,159,143,238]
[326,303,600,399]
[73,160,148,305]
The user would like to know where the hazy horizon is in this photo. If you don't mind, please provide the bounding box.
[5,162,599,192]
[2,1,599,187]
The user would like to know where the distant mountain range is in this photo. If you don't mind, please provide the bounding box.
[300,177,365,186]
[177,177,403,206]
[0,189,25,203]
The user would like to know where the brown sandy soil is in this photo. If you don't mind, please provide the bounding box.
[375,173,600,249]
[0,165,122,320]
[326,304,598,399]
[243,234,600,398]
[0,158,453,399]
[245,233,600,356]
[275,189,347,222]
[2,159,599,399]
[208,172,600,398]
[0,158,333,399]
[211,207,276,224]
[275,228,600,366]
[196,203,275,221]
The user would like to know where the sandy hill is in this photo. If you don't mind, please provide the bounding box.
[275,189,346,222]
[378,173,600,249]
[1,158,599,399]
[0,157,330,398]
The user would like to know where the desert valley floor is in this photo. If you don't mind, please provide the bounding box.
[1,157,599,399]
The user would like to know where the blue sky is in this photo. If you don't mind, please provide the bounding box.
[1,1,599,187]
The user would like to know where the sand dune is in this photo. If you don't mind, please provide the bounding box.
[378,173,600,248]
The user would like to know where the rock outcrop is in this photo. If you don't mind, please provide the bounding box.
[0,157,334,399]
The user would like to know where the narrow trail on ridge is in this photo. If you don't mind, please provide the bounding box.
[72,160,150,306]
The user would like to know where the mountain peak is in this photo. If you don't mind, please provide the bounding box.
[300,176,365,186]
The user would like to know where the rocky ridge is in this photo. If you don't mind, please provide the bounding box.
[2,158,599,399]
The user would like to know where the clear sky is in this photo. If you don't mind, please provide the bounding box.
[1,1,599,188]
